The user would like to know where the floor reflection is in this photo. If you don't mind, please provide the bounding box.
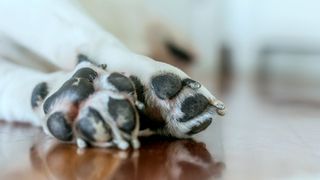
[30,136,224,180]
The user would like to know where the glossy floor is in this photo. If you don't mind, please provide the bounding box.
[0,79,320,180]
[0,123,224,180]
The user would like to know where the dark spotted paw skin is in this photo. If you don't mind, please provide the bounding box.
[133,72,225,138]
[31,62,140,150]
[31,82,49,109]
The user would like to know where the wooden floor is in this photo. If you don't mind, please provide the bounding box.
[0,123,224,180]
[0,78,320,180]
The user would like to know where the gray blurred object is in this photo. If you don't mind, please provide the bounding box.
[217,44,233,96]
[257,43,320,106]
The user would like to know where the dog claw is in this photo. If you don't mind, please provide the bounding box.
[76,138,87,149]
[212,99,226,116]
[135,101,145,110]
[116,140,129,150]
[131,139,140,149]
[183,78,201,90]
[98,64,107,70]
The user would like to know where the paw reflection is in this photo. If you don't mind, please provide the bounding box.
[30,137,224,180]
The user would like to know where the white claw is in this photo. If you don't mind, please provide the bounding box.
[188,81,201,89]
[77,138,87,149]
[212,99,226,116]
[135,101,145,110]
[131,139,140,149]
[117,140,129,150]
[213,100,225,109]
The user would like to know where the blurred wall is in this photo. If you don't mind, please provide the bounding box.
[223,0,320,75]
[145,0,224,74]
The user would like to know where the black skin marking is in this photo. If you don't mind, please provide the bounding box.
[47,112,73,141]
[108,98,135,133]
[77,54,107,70]
[129,76,145,104]
[77,54,96,65]
[43,78,95,114]
[165,41,193,63]
[76,107,111,142]
[72,68,98,82]
[108,73,134,93]
[31,82,48,108]
[187,118,212,135]
[151,73,182,100]
[179,94,210,122]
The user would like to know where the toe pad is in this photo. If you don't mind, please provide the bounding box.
[108,72,134,93]
[151,73,182,100]
[47,112,73,141]
[179,94,210,122]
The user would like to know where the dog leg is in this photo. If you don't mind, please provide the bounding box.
[0,58,63,125]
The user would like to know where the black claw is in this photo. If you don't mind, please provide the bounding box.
[77,54,96,65]
[179,94,210,122]
[108,98,136,133]
[129,76,146,104]
[47,112,73,141]
[187,118,212,135]
[76,107,111,142]
[98,64,107,70]
[151,73,182,100]
[43,78,95,114]
[182,78,201,90]
[108,72,135,93]
[31,82,48,108]
[72,68,98,82]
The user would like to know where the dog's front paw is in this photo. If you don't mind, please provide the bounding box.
[31,62,140,149]
[129,61,226,138]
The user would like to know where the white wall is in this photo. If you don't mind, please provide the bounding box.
[223,0,320,74]
[145,0,224,73]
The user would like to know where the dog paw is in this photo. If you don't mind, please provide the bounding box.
[128,62,226,138]
[31,62,140,149]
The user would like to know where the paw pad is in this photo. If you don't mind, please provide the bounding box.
[187,118,212,135]
[76,107,112,142]
[179,94,210,122]
[151,73,182,99]
[47,112,73,141]
[108,98,136,133]
[108,72,135,93]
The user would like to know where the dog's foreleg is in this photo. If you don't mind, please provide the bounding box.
[0,0,126,70]
[0,58,67,125]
